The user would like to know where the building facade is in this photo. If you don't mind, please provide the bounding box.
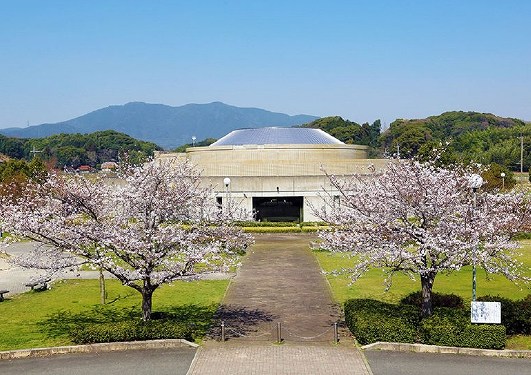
[156,127,387,222]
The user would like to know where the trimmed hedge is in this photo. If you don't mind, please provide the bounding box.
[344,299,419,345]
[344,298,507,349]
[69,320,193,344]
[420,308,506,349]
[400,291,464,309]
[477,294,531,335]
[243,227,303,233]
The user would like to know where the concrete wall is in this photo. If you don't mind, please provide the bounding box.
[155,144,389,222]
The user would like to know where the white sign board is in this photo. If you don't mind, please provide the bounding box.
[471,301,501,324]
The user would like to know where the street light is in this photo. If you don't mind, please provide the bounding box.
[191,136,196,147]
[223,178,231,216]
[500,172,505,190]
[468,174,483,302]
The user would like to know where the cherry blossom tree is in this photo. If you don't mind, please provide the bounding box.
[0,159,252,321]
[316,160,530,317]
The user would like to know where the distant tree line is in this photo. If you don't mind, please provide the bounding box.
[300,117,382,157]
[296,112,530,173]
[0,130,162,168]
[172,138,217,152]
[380,111,530,172]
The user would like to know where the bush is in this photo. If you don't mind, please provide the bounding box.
[69,320,193,344]
[459,324,507,350]
[420,308,506,349]
[477,295,531,335]
[235,221,299,227]
[344,299,419,345]
[242,226,302,233]
[400,291,464,309]
[345,299,507,349]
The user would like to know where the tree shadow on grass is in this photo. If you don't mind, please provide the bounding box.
[40,304,219,340]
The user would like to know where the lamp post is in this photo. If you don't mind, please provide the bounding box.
[469,174,483,302]
[192,136,196,147]
[223,177,231,215]
[500,172,505,190]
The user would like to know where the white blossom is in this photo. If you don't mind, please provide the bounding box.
[316,159,530,317]
[0,159,253,320]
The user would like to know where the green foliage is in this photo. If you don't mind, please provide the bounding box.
[0,130,162,168]
[400,291,465,309]
[344,299,419,345]
[0,157,48,184]
[381,111,530,171]
[344,299,507,349]
[477,295,531,335]
[481,163,516,191]
[420,308,506,349]
[243,226,303,233]
[69,319,193,344]
[235,221,300,227]
[301,116,381,155]
[172,138,217,152]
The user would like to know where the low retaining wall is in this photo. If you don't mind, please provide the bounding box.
[0,339,198,360]
[362,341,531,358]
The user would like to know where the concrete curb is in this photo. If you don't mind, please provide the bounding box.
[361,342,531,358]
[0,339,199,361]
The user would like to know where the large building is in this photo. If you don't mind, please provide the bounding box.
[156,127,387,222]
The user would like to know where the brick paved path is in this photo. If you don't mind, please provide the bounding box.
[187,234,373,374]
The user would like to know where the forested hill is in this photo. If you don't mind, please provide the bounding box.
[380,111,530,169]
[0,130,161,168]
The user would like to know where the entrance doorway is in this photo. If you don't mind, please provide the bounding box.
[253,196,303,222]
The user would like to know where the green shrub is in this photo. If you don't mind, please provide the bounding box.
[345,299,507,349]
[477,294,531,335]
[400,291,464,309]
[242,226,302,233]
[344,299,419,345]
[459,324,507,350]
[235,221,299,227]
[69,320,193,344]
[420,308,506,349]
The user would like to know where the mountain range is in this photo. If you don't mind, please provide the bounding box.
[0,102,319,149]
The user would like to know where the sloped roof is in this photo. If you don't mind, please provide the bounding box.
[210,127,343,146]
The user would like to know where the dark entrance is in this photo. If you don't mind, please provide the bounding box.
[253,196,303,222]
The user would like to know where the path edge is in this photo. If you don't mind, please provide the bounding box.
[362,341,531,358]
[0,339,198,361]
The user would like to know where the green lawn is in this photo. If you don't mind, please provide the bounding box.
[315,240,531,304]
[314,240,531,350]
[0,278,229,351]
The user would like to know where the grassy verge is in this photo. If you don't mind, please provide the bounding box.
[314,240,531,350]
[0,278,228,351]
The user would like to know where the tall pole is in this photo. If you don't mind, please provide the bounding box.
[520,135,524,174]
[472,188,477,302]
[469,173,483,302]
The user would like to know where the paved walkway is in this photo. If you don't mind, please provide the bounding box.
[187,234,373,374]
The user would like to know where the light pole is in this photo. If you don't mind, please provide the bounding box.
[223,177,231,215]
[192,136,196,147]
[469,174,483,302]
[500,172,505,190]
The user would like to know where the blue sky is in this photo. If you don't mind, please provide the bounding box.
[1,0,530,129]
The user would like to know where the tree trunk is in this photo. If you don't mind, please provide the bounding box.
[420,273,435,318]
[141,284,154,321]
[99,268,106,305]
